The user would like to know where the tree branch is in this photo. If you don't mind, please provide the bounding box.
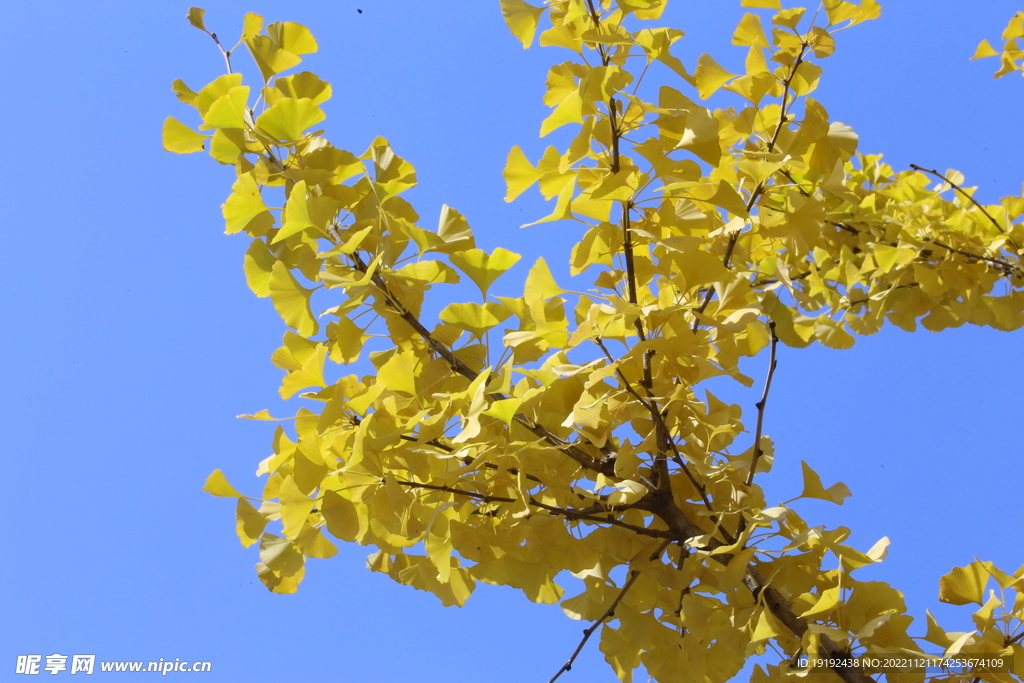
[592,339,722,520]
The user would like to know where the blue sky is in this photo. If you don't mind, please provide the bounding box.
[2,1,1022,681]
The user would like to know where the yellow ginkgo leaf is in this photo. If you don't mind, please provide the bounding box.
[694,53,737,99]
[269,261,319,337]
[186,7,207,32]
[504,146,543,202]
[200,86,251,130]
[440,302,513,338]
[236,498,267,547]
[733,13,770,48]
[203,469,242,498]
[436,204,476,251]
[255,98,325,142]
[243,239,275,297]
[939,561,990,605]
[540,89,583,137]
[241,12,262,41]
[797,461,851,504]
[222,173,272,235]
[500,0,545,48]
[449,248,522,297]
[278,475,315,539]
[162,117,209,154]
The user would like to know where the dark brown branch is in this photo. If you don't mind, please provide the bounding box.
[778,168,813,198]
[929,239,1022,277]
[619,204,668,489]
[621,205,644,343]
[548,539,673,683]
[584,0,610,67]
[609,98,621,173]
[647,496,876,683]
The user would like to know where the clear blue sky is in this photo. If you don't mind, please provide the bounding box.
[2,1,1022,681]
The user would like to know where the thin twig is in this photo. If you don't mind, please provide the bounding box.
[828,220,1023,278]
[394,479,671,538]
[909,165,1017,247]
[548,539,673,683]
[745,321,779,488]
[207,32,234,74]
[348,414,545,484]
[619,203,669,489]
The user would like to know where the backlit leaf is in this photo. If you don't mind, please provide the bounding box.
[187,7,208,32]
[437,205,476,251]
[504,146,543,201]
[236,497,267,547]
[222,173,272,235]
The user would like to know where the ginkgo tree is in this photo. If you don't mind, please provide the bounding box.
[164,3,1024,682]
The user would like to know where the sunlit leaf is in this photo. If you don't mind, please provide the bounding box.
[255,98,326,142]
[203,469,242,498]
[796,461,851,504]
[500,0,545,48]
[162,117,209,153]
[449,248,522,297]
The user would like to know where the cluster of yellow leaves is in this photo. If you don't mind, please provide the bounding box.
[168,2,1024,682]
[973,12,1024,79]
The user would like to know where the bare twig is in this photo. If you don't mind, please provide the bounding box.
[548,540,673,683]
[207,32,234,74]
